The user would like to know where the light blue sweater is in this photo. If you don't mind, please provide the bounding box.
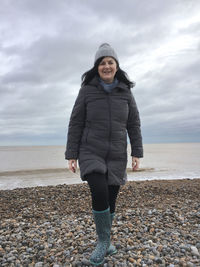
[99,78,119,93]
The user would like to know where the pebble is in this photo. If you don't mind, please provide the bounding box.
[187,262,194,267]
[191,245,200,257]
[0,179,199,266]
[35,262,44,267]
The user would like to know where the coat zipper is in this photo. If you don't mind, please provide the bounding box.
[106,93,111,159]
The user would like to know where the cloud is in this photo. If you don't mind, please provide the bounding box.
[0,0,200,145]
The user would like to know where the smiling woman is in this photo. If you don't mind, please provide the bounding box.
[65,43,143,265]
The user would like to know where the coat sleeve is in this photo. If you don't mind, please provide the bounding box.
[127,91,143,158]
[65,88,86,160]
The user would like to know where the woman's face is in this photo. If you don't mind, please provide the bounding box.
[98,57,118,83]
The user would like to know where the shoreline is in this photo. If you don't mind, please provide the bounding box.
[0,167,155,177]
[0,179,200,266]
[0,173,199,191]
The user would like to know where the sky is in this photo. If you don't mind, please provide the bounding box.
[0,0,200,146]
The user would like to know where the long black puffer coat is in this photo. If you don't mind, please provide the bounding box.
[65,76,143,185]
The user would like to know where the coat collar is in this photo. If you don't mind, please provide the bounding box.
[89,76,130,91]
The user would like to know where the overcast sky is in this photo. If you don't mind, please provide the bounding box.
[0,0,200,146]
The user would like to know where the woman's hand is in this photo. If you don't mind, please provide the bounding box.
[68,159,77,173]
[132,157,140,171]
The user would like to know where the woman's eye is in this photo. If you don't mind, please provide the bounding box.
[100,61,114,65]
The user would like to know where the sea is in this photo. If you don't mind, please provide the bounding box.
[0,143,200,190]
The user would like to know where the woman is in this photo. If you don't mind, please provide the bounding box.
[65,43,143,265]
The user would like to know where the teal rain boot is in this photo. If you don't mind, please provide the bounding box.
[107,212,117,255]
[90,208,111,266]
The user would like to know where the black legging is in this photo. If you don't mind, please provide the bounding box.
[86,172,120,213]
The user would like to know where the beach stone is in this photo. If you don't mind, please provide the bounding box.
[155,257,163,264]
[7,256,16,262]
[128,257,136,263]
[190,246,199,256]
[81,258,90,265]
[0,180,200,266]
[107,262,114,267]
[187,262,195,267]
[180,245,190,251]
[35,262,44,267]
[174,259,180,265]
[146,259,153,265]
[115,242,121,249]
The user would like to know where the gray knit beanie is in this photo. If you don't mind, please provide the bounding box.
[94,43,119,64]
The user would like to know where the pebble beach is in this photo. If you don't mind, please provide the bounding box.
[0,179,200,267]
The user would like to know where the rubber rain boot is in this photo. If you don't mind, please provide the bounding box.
[107,212,117,255]
[89,207,111,266]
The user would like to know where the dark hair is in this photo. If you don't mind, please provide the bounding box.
[81,57,135,88]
